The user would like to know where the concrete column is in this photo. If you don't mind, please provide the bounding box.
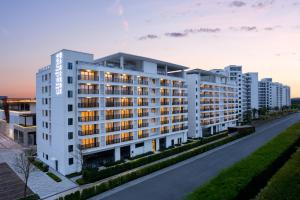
[115,147,120,161]
[156,138,160,151]
[120,56,124,69]
[130,144,135,157]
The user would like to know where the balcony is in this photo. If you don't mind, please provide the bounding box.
[106,127,121,133]
[172,110,180,114]
[78,129,99,136]
[121,114,133,118]
[106,102,121,107]
[78,116,99,122]
[106,90,120,95]
[121,79,133,84]
[121,125,133,131]
[160,101,169,106]
[80,142,99,150]
[106,114,121,120]
[138,80,148,85]
[160,82,169,87]
[172,101,180,105]
[138,112,149,117]
[78,89,99,94]
[160,120,169,125]
[138,91,149,96]
[105,77,120,83]
[161,92,169,96]
[78,75,99,81]
[138,123,149,128]
[172,92,180,96]
[180,109,188,113]
[138,102,149,106]
[160,129,169,134]
[121,136,133,142]
[121,90,133,95]
[138,132,149,139]
[78,102,99,108]
[106,138,121,145]
[121,102,133,107]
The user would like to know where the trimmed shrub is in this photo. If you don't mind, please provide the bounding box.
[17,194,39,200]
[31,159,49,172]
[80,187,96,200]
[46,172,62,182]
[185,121,300,200]
[66,172,82,178]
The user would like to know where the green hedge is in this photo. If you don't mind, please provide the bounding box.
[60,130,252,200]
[47,172,62,182]
[80,132,228,184]
[31,159,49,172]
[185,121,300,200]
[17,194,39,200]
[255,148,300,200]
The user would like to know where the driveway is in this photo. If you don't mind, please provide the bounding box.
[90,112,300,200]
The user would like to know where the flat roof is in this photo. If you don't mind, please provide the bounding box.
[95,52,188,70]
[187,69,227,78]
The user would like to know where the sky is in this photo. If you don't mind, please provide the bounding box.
[0,0,299,98]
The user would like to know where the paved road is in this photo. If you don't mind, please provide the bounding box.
[90,113,300,200]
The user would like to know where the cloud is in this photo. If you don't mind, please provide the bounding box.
[229,26,258,31]
[293,2,300,6]
[185,28,221,33]
[165,32,188,38]
[138,34,159,40]
[230,1,247,7]
[111,0,129,31]
[264,25,281,31]
[252,0,275,8]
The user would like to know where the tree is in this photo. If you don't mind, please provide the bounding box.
[13,149,35,198]
[252,108,258,119]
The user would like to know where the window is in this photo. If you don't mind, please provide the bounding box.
[68,118,73,125]
[135,142,144,148]
[69,158,74,165]
[68,90,73,98]
[68,62,73,70]
[46,154,48,160]
[68,145,73,152]
[68,104,73,112]
[68,132,73,140]
[67,77,73,84]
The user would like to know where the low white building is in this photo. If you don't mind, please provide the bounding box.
[36,49,188,175]
[187,69,238,138]
[0,98,36,147]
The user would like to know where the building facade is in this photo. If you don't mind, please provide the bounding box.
[36,50,188,175]
[0,98,36,147]
[187,69,238,138]
[242,72,259,118]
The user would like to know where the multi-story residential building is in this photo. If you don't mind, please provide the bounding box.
[36,49,188,175]
[187,69,238,138]
[0,97,36,147]
[259,78,291,109]
[224,65,244,121]
[242,72,259,118]
[259,78,273,109]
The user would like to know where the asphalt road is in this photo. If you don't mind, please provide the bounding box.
[91,113,300,200]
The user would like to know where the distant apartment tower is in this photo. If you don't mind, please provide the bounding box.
[36,49,188,175]
[187,69,238,138]
[224,65,243,121]
[242,72,259,116]
[259,78,273,109]
[282,85,291,107]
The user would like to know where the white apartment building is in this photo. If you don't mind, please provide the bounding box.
[36,49,188,175]
[259,78,291,109]
[0,98,36,147]
[224,65,244,121]
[242,73,259,117]
[187,69,238,138]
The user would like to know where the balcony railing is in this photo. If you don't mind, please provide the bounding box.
[78,102,99,108]
[138,80,148,85]
[105,77,120,83]
[80,142,99,150]
[172,110,180,114]
[121,125,133,130]
[172,101,180,105]
[138,91,149,95]
[78,75,99,81]
[180,109,188,113]
[138,102,149,106]
[160,120,169,125]
[121,79,133,84]
[160,82,169,87]
[105,90,120,95]
[161,92,169,96]
[138,133,149,139]
[78,116,99,122]
[106,138,120,145]
[138,123,149,128]
[121,114,133,118]
[106,127,121,133]
[121,102,133,107]
[106,114,121,120]
[121,136,133,142]
[160,129,169,134]
[78,129,99,136]
[138,112,149,117]
[121,90,133,95]
[160,101,169,106]
[78,89,99,94]
[106,102,121,107]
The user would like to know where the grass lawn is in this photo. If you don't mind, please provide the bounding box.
[255,148,300,200]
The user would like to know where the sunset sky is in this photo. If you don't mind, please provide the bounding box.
[0,0,299,98]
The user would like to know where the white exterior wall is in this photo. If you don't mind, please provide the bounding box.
[37,50,188,175]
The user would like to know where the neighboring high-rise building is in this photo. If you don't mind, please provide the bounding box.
[0,98,36,147]
[224,65,243,121]
[36,49,188,175]
[187,69,238,138]
[242,72,259,117]
[259,78,291,109]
